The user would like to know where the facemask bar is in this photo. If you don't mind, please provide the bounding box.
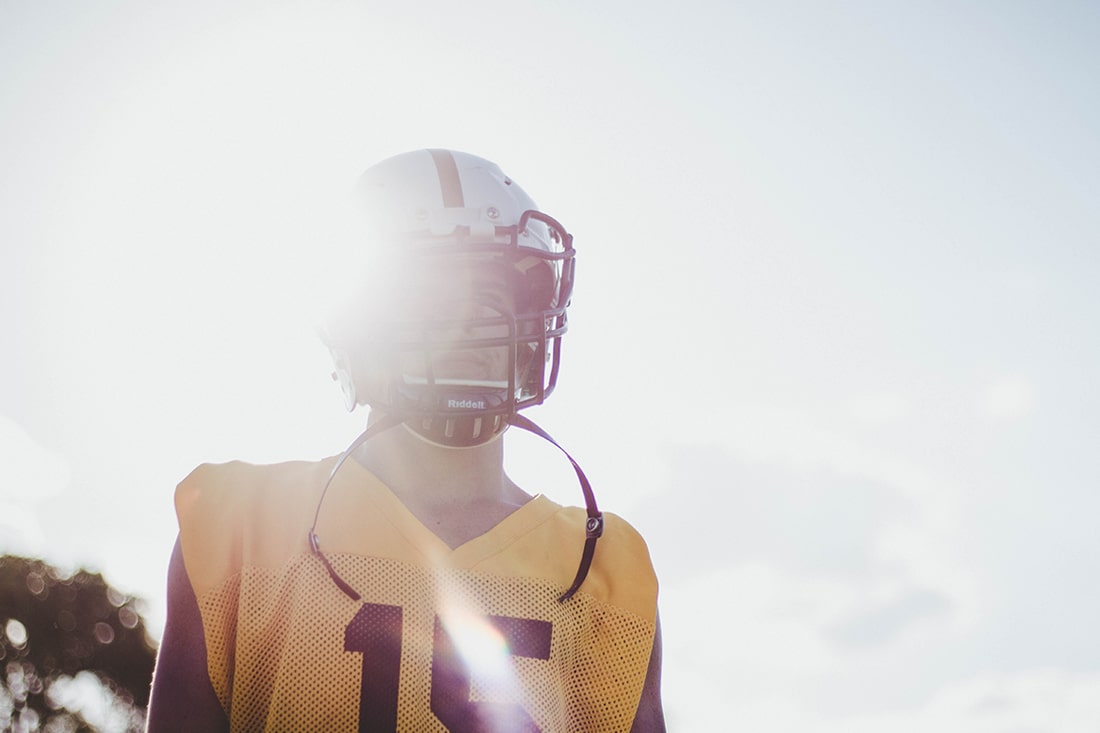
[371,303,564,417]
[345,210,573,442]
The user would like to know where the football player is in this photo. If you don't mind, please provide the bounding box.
[146,149,664,732]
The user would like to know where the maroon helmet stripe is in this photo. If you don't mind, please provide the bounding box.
[428,149,464,208]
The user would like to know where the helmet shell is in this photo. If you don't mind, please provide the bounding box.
[324,149,575,448]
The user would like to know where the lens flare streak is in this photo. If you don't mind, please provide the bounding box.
[438,606,520,698]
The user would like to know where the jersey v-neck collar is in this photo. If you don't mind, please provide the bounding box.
[336,457,560,569]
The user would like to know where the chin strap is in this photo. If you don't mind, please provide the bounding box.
[308,411,603,604]
[509,414,604,603]
[308,412,404,602]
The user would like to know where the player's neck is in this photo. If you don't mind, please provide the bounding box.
[352,414,525,507]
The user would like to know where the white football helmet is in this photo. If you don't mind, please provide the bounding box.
[322,149,575,448]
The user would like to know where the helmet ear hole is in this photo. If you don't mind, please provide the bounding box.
[330,348,358,412]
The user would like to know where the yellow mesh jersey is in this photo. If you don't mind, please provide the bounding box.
[175,457,658,732]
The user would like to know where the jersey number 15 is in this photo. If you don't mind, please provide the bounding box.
[345,602,553,732]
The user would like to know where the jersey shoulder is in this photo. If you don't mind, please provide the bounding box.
[528,502,659,621]
[174,458,335,596]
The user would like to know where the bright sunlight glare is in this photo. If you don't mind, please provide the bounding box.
[46,10,396,461]
[437,604,519,695]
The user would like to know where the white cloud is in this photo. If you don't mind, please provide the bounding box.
[661,561,1100,732]
[824,669,1100,733]
[0,416,71,501]
[983,376,1037,420]
[0,501,46,557]
[0,417,71,556]
[709,404,966,537]
[662,564,844,675]
[848,392,912,425]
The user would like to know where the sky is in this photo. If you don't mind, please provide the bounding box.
[2,0,1100,730]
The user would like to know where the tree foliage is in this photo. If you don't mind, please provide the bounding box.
[1,555,157,733]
